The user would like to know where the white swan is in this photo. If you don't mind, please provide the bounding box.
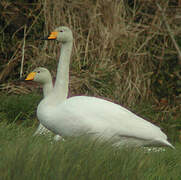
[29,26,173,148]
[25,67,62,141]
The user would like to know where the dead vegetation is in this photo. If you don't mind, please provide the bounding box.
[0,0,181,108]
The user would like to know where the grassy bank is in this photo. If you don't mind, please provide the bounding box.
[0,121,181,180]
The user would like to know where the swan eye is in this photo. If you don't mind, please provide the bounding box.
[37,71,40,73]
[60,30,64,32]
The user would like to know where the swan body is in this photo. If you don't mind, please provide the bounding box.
[30,26,173,148]
[38,95,173,147]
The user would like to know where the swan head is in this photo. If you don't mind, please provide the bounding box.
[25,67,52,84]
[44,26,73,43]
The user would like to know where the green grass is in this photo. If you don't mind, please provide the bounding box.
[0,93,41,126]
[0,121,181,180]
[0,94,181,179]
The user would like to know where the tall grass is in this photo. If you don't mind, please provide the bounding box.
[0,121,181,180]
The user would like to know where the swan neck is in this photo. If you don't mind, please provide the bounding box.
[42,81,53,97]
[54,41,73,99]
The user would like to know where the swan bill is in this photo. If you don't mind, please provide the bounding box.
[41,32,58,40]
[25,72,36,81]
[48,32,58,40]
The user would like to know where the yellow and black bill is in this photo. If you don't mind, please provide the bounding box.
[25,72,36,81]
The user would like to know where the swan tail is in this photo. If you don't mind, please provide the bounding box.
[158,139,175,149]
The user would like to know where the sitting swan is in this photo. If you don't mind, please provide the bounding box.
[25,67,62,141]
[26,26,174,148]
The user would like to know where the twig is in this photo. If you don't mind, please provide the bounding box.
[156,3,181,65]
[20,24,27,79]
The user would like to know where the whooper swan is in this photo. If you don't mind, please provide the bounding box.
[26,67,62,141]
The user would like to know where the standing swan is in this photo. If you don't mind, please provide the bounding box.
[26,26,173,148]
[26,67,62,141]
